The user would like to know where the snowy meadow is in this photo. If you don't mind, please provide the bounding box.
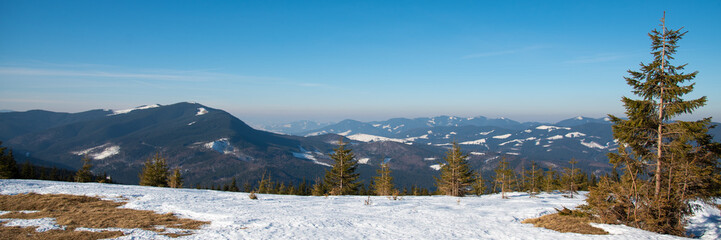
[1,179,719,239]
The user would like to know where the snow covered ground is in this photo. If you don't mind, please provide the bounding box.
[1,179,719,239]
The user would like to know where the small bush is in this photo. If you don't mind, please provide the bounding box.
[249,192,258,200]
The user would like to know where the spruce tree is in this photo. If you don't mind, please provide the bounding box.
[0,142,19,179]
[20,160,34,179]
[526,161,544,197]
[542,169,558,192]
[323,138,360,195]
[372,163,395,196]
[435,142,475,197]
[139,152,170,187]
[494,157,513,199]
[587,13,720,236]
[561,159,580,198]
[74,156,93,183]
[168,168,183,188]
[311,177,325,196]
[257,171,273,194]
[472,171,487,196]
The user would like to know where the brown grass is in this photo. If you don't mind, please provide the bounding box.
[0,226,123,240]
[0,193,209,239]
[522,212,608,235]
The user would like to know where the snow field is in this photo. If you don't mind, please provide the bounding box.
[1,179,717,239]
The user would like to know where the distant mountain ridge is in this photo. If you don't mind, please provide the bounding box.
[0,103,445,188]
[3,103,718,190]
[284,115,608,137]
[258,120,333,135]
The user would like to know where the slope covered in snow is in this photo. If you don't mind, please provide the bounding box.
[110,104,160,115]
[2,180,717,239]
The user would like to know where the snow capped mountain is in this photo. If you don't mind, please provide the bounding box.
[272,116,627,175]
[257,120,333,135]
[298,116,543,138]
[4,104,717,190]
[556,116,612,127]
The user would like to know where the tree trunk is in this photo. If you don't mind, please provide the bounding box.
[655,12,667,199]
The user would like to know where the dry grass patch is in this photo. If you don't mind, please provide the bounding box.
[0,193,208,239]
[0,226,124,240]
[522,207,608,235]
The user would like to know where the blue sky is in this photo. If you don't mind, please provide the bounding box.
[1,1,720,125]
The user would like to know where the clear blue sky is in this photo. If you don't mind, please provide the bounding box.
[1,1,720,125]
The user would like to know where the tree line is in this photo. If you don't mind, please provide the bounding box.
[0,141,113,183]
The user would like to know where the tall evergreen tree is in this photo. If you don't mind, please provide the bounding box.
[542,169,558,193]
[311,177,325,196]
[168,168,183,188]
[138,152,170,187]
[494,157,514,199]
[74,156,93,183]
[526,161,544,197]
[372,163,395,196]
[257,171,273,194]
[472,171,487,196]
[561,159,580,198]
[587,14,720,236]
[323,138,360,195]
[0,142,19,179]
[20,160,34,179]
[435,142,475,197]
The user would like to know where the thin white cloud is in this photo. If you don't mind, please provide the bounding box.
[0,67,193,81]
[0,98,74,104]
[563,53,627,64]
[0,64,331,90]
[462,45,548,59]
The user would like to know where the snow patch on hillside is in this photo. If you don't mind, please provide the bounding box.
[188,121,196,126]
[346,134,406,143]
[479,130,495,135]
[429,164,443,170]
[485,156,499,163]
[460,139,486,145]
[110,104,160,115]
[71,144,120,160]
[405,134,429,142]
[196,107,208,116]
[546,135,564,140]
[499,139,524,146]
[357,158,370,165]
[292,146,331,167]
[536,125,571,131]
[565,132,586,138]
[204,138,234,154]
[470,152,485,156]
[492,134,512,139]
[580,140,606,149]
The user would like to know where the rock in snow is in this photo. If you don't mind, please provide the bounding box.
[0,179,717,239]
